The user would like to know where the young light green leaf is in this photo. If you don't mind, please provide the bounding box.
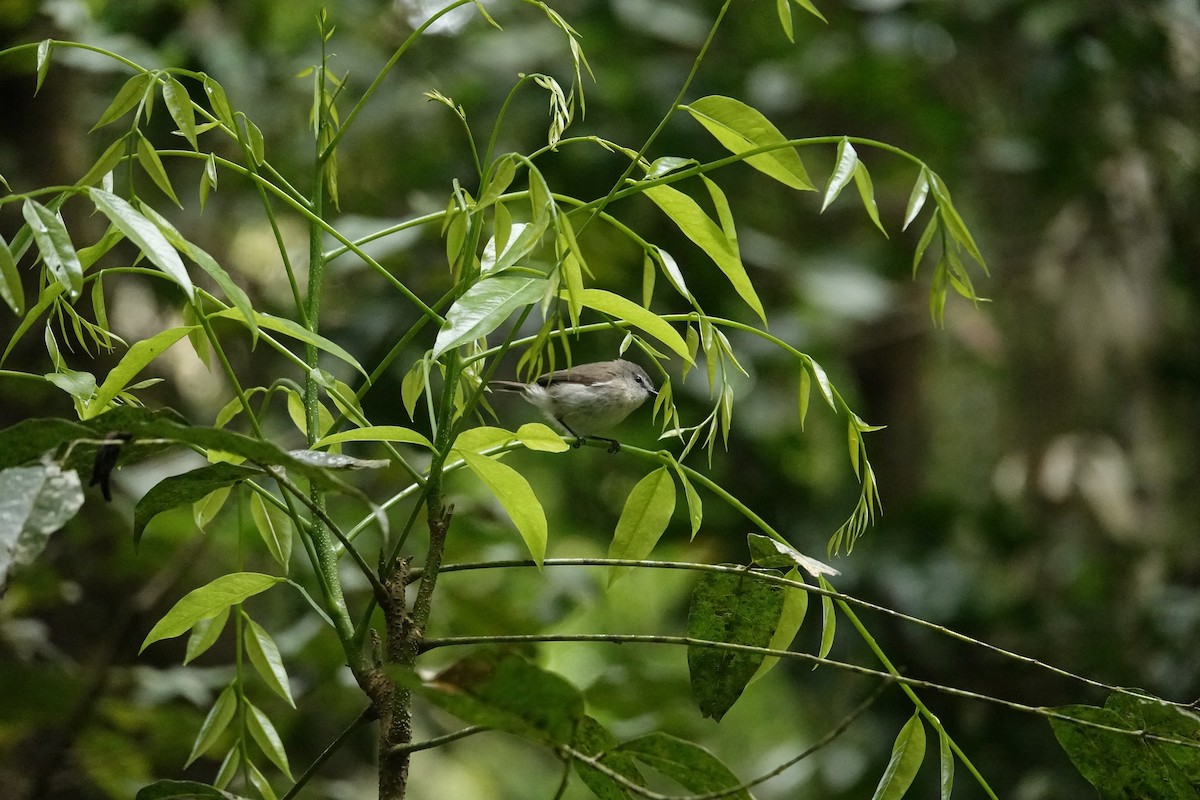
[478,154,517,208]
[607,466,677,585]
[804,356,836,408]
[687,570,785,720]
[78,137,129,189]
[750,567,809,684]
[683,96,813,190]
[162,75,198,150]
[85,326,194,419]
[185,684,237,767]
[0,232,24,315]
[91,73,152,131]
[514,422,572,453]
[794,0,828,24]
[642,184,765,323]
[246,701,292,779]
[798,368,811,430]
[670,461,703,539]
[871,713,927,800]
[903,167,930,231]
[246,763,277,800]
[250,492,292,569]
[35,40,52,94]
[452,425,517,454]
[617,733,750,800]
[314,425,434,451]
[140,572,286,652]
[184,605,229,664]
[136,134,181,207]
[433,276,548,359]
[930,174,987,271]
[214,748,240,792]
[244,617,294,707]
[776,0,794,41]
[821,137,859,212]
[816,575,836,663]
[575,288,691,363]
[461,450,548,566]
[401,359,426,420]
[202,75,235,128]
[939,728,954,800]
[238,114,266,165]
[22,199,82,299]
[912,213,939,277]
[88,189,194,301]
[853,161,887,236]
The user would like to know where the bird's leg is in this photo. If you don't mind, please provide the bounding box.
[558,419,586,449]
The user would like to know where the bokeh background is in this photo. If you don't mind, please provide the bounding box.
[2,0,1198,798]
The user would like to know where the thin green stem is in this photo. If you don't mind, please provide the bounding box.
[388,725,487,756]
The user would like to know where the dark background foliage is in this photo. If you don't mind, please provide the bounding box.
[2,0,1198,797]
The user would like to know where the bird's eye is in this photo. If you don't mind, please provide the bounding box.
[634,375,644,385]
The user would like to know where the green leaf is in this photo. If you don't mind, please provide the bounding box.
[514,422,571,453]
[92,73,152,130]
[793,0,828,23]
[396,650,585,745]
[184,605,229,665]
[798,368,811,430]
[88,188,194,301]
[141,572,285,652]
[138,203,255,334]
[853,161,887,235]
[747,532,839,578]
[401,360,426,419]
[776,0,794,41]
[607,466,677,585]
[617,733,750,800]
[478,154,517,208]
[202,75,235,128]
[642,184,765,323]
[0,232,25,315]
[208,308,365,377]
[162,75,198,150]
[0,462,85,591]
[244,617,294,707]
[912,213,939,277]
[79,137,130,189]
[871,713,927,800]
[939,728,954,800]
[237,114,266,165]
[1050,694,1200,799]
[246,763,277,800]
[185,684,237,767]
[805,356,836,408]
[22,198,82,299]
[314,425,433,451]
[246,701,292,779]
[903,168,930,231]
[572,716,646,800]
[85,326,195,419]
[35,40,51,94]
[686,569,785,720]
[135,779,243,800]
[683,96,813,190]
[136,133,182,207]
[930,174,987,271]
[817,575,836,663]
[250,491,292,569]
[750,567,809,684]
[575,288,691,363]
[821,137,858,212]
[669,460,703,539]
[0,417,92,470]
[433,276,548,359]
[461,450,548,565]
